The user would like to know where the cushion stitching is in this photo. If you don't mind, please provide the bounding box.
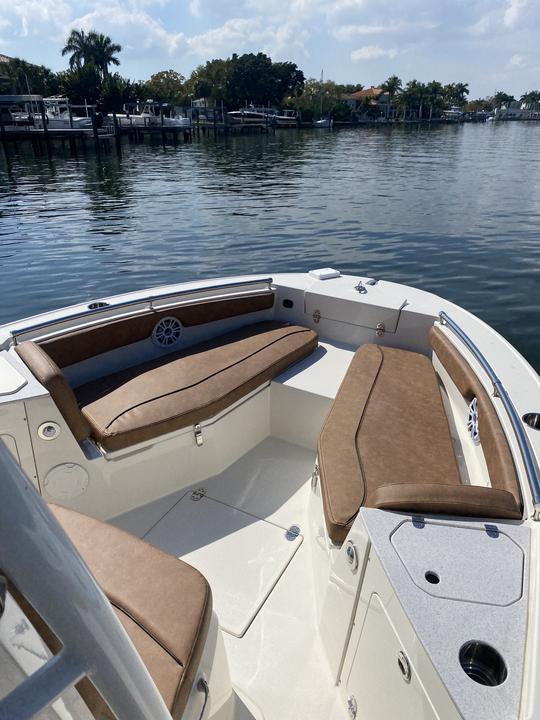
[349,345,384,521]
[95,329,314,430]
[102,340,315,437]
[111,602,186,669]
[82,336,317,440]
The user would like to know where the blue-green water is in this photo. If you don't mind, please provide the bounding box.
[1,123,539,370]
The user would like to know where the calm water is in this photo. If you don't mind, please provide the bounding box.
[1,123,539,371]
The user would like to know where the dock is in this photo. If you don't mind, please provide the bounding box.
[0,95,279,161]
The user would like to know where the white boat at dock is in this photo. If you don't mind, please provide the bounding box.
[117,101,191,128]
[272,109,299,127]
[443,105,464,122]
[33,96,93,129]
[227,108,268,125]
[0,268,539,719]
[314,117,333,128]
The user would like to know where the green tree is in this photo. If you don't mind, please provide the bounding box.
[86,32,122,78]
[186,59,230,105]
[520,91,540,117]
[143,70,186,104]
[380,75,402,118]
[62,29,121,78]
[443,82,469,107]
[185,53,304,108]
[464,98,493,112]
[398,79,426,120]
[272,61,305,102]
[62,29,90,70]
[1,57,59,96]
[425,81,444,120]
[57,64,102,105]
[287,78,351,121]
[100,73,137,113]
[491,91,514,108]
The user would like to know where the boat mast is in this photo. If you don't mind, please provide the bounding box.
[319,69,324,119]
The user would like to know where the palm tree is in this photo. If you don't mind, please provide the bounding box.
[444,82,469,108]
[520,90,540,118]
[398,80,423,120]
[86,32,122,78]
[62,29,121,78]
[62,29,90,70]
[380,75,402,120]
[453,82,469,107]
[426,81,443,121]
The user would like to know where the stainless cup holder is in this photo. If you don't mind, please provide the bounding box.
[459,641,507,686]
[523,412,540,430]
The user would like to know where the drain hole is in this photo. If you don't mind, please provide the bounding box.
[459,642,507,686]
[425,571,440,585]
[523,413,540,430]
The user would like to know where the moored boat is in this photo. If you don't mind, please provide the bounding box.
[314,117,333,128]
[33,96,93,129]
[227,108,268,125]
[117,101,191,128]
[0,269,539,720]
[272,109,299,127]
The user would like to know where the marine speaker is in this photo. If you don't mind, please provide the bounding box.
[152,316,183,348]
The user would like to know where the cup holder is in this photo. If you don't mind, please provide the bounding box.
[523,413,540,430]
[459,641,507,686]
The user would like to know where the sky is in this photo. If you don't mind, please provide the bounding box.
[0,0,539,97]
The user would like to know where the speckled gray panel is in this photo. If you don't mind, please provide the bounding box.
[390,519,524,606]
[361,508,530,720]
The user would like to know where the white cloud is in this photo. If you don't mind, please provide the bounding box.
[508,53,525,68]
[333,20,437,40]
[0,0,72,39]
[351,45,397,61]
[70,5,187,55]
[504,0,526,28]
[187,17,309,59]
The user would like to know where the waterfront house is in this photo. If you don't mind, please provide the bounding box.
[342,86,391,120]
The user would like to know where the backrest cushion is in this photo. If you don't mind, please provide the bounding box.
[429,326,522,511]
[39,293,275,368]
[15,341,90,442]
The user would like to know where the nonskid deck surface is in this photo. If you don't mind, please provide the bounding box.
[111,438,348,720]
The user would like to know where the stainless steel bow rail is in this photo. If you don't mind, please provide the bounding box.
[439,310,540,521]
[0,442,174,720]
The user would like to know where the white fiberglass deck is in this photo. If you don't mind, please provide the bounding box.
[145,493,302,637]
[112,438,348,720]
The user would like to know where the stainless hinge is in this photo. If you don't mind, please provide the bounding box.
[376,322,385,337]
[194,423,203,446]
[313,309,321,324]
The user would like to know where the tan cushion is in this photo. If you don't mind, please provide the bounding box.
[372,483,522,519]
[40,293,275,368]
[429,326,522,511]
[50,504,212,719]
[15,341,90,442]
[76,321,318,451]
[318,344,461,544]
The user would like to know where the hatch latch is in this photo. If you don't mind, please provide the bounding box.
[193,423,204,447]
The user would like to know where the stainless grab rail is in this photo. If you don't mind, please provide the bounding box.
[10,276,274,340]
[439,310,540,520]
